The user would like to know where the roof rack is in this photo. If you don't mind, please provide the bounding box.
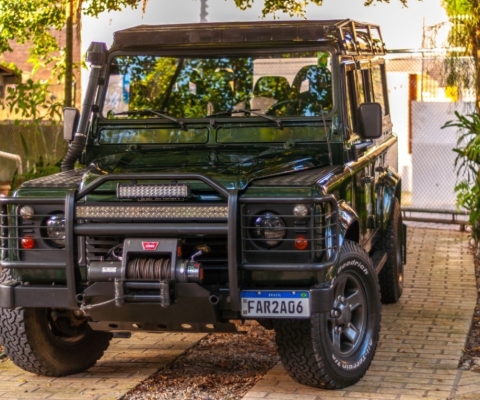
[111,20,386,56]
[332,19,386,56]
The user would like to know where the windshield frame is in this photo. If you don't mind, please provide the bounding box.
[99,45,337,123]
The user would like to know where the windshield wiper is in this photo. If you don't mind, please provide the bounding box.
[112,109,187,130]
[208,108,282,129]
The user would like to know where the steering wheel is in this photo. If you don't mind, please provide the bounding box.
[266,100,307,116]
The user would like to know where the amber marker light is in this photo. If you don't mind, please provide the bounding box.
[20,235,36,249]
[294,235,308,250]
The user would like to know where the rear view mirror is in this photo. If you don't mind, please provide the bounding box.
[63,107,80,141]
[358,102,382,139]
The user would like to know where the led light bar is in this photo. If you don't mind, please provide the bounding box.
[117,183,190,200]
[76,205,228,219]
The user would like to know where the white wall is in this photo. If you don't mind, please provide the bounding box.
[387,72,412,192]
[411,101,474,210]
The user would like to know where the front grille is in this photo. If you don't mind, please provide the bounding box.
[86,236,122,262]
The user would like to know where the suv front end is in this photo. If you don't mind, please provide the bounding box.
[0,20,402,389]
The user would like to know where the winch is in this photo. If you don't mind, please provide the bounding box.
[86,238,203,307]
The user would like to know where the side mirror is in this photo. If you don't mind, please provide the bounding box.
[358,102,382,139]
[63,107,80,141]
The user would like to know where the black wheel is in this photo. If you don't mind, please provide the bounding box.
[274,240,381,389]
[0,269,112,377]
[375,198,404,303]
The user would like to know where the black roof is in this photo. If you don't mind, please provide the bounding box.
[110,19,386,55]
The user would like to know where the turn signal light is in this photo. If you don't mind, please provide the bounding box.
[294,235,308,250]
[20,235,36,249]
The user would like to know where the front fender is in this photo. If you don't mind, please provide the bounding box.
[377,167,401,229]
[325,200,359,281]
[337,200,360,248]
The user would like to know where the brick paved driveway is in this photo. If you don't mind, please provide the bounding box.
[242,227,480,400]
[0,332,205,399]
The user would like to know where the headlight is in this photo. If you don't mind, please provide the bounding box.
[45,214,66,248]
[252,212,286,248]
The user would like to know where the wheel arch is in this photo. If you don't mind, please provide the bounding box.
[379,168,401,230]
[337,200,360,248]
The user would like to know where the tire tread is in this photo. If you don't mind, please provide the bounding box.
[0,269,111,377]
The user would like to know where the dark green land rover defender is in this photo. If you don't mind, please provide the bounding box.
[0,20,405,389]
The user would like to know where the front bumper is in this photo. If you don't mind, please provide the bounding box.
[1,173,339,312]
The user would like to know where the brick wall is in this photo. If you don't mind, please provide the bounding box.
[0,25,82,120]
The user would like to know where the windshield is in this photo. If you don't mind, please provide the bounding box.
[102,50,333,120]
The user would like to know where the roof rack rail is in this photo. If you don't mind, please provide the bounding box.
[332,19,386,56]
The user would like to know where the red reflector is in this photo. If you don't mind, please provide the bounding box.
[294,235,308,250]
[20,235,36,249]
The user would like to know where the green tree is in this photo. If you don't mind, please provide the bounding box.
[0,0,144,114]
[443,0,480,108]
[234,0,406,17]
[441,1,480,238]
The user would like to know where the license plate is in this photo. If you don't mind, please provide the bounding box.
[241,290,310,318]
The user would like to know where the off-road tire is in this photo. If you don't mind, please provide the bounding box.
[375,198,404,303]
[0,269,112,377]
[274,240,381,389]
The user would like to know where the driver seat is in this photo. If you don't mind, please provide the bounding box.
[291,65,332,114]
[250,76,291,114]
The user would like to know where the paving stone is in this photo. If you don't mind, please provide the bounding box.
[0,332,205,400]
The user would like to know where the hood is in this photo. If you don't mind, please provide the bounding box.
[82,147,329,190]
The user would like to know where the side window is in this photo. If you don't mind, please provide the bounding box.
[362,69,374,102]
[355,70,365,105]
[356,68,375,103]
[372,64,389,116]
[345,70,356,135]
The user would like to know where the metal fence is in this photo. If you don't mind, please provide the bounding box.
[386,51,474,227]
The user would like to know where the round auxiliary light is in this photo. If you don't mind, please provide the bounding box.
[294,235,309,250]
[253,212,286,248]
[20,235,36,249]
[45,214,66,248]
[293,204,309,217]
[19,205,35,219]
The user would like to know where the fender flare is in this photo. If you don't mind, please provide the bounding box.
[377,167,401,230]
[324,200,359,281]
[336,200,360,248]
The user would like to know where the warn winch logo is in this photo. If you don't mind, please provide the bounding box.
[142,242,159,251]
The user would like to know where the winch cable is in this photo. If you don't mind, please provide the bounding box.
[126,258,171,280]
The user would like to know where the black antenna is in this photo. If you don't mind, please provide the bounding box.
[200,0,208,22]
[320,106,333,166]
